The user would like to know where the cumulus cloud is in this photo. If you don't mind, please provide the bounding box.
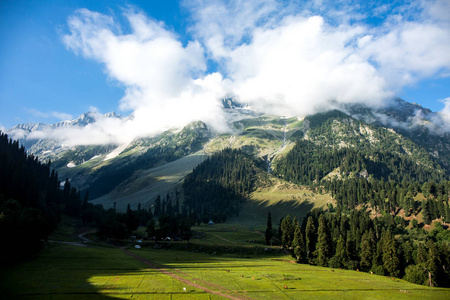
[17,0,450,145]
[58,8,230,145]
[186,0,450,119]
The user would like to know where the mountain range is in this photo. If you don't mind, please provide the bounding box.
[6,98,450,215]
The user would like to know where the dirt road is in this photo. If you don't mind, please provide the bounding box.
[122,249,252,300]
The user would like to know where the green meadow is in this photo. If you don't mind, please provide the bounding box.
[1,241,449,299]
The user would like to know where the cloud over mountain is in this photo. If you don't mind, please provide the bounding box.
[13,0,450,145]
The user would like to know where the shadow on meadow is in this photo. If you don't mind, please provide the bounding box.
[0,241,248,299]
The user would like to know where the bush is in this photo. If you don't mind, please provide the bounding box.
[404,264,427,285]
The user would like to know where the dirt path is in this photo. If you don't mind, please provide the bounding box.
[122,249,252,300]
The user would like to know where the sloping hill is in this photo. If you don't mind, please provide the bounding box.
[91,151,207,211]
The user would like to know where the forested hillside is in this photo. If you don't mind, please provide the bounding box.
[278,208,450,287]
[183,148,265,222]
[60,121,212,199]
[0,132,83,263]
[268,111,450,287]
[274,111,450,216]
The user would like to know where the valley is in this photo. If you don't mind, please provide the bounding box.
[2,1,450,298]
[2,97,450,296]
[1,224,449,299]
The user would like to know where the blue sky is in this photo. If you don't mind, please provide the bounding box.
[1,0,450,136]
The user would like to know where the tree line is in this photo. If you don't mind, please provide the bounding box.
[275,208,450,287]
[0,132,79,263]
[0,132,194,264]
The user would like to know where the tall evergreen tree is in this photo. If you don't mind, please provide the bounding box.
[265,211,273,245]
[331,234,346,268]
[382,230,400,277]
[281,215,293,247]
[426,240,441,287]
[360,231,373,271]
[316,214,331,267]
[305,216,316,263]
[292,224,305,262]
[422,200,431,225]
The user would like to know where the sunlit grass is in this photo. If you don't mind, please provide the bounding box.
[1,243,449,299]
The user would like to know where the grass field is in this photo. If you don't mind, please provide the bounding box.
[2,242,449,300]
[230,178,333,228]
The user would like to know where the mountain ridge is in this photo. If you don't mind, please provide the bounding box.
[5,98,450,211]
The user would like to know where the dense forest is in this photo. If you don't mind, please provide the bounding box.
[0,132,68,263]
[274,111,450,216]
[277,208,450,287]
[0,132,194,264]
[183,148,263,222]
[270,111,450,287]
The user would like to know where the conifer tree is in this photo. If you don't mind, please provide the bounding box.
[305,216,316,263]
[281,215,293,247]
[331,234,346,268]
[416,243,427,265]
[360,231,372,271]
[316,214,331,267]
[265,211,273,245]
[426,240,441,287]
[422,200,431,225]
[292,224,305,262]
[382,230,399,277]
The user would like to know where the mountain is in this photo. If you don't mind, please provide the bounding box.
[5,98,450,213]
[7,111,125,163]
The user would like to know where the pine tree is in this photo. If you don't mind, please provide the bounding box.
[426,240,441,287]
[360,231,372,271]
[292,224,305,262]
[422,200,431,225]
[281,215,293,247]
[305,216,316,264]
[416,243,427,265]
[331,234,346,268]
[316,214,331,267]
[382,230,399,277]
[265,212,273,245]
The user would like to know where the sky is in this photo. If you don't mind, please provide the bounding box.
[1,0,450,145]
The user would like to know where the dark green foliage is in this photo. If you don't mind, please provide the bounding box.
[282,206,450,287]
[183,148,261,222]
[280,215,294,247]
[265,211,273,245]
[0,132,84,263]
[315,214,331,266]
[329,234,346,268]
[292,224,305,261]
[382,230,400,277]
[359,231,373,271]
[305,216,316,264]
[274,111,448,214]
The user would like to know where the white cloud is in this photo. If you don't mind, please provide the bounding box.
[59,8,230,145]
[187,0,450,116]
[433,97,450,133]
[19,0,450,146]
